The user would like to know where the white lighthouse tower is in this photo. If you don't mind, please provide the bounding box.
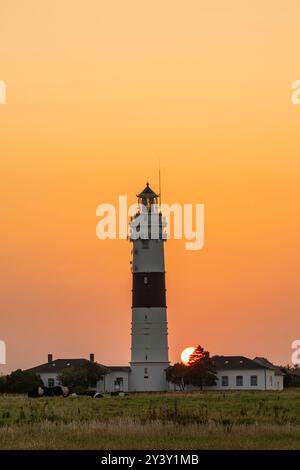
[129,183,169,391]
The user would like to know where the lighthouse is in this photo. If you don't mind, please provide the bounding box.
[129,183,169,391]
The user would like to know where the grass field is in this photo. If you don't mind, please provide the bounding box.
[0,390,300,449]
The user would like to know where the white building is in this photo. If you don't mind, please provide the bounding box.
[27,353,284,392]
[27,354,131,392]
[129,184,169,391]
[204,356,284,391]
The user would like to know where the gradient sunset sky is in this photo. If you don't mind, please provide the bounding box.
[1,1,299,373]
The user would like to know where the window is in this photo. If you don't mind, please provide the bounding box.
[221,376,229,387]
[144,367,148,378]
[270,375,273,386]
[251,375,258,386]
[144,276,148,284]
[236,376,243,387]
[48,378,55,388]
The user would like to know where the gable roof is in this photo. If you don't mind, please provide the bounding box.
[27,359,109,374]
[253,357,285,376]
[212,356,268,370]
[253,357,276,369]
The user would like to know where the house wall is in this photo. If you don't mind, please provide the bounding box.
[202,369,266,390]
[201,369,283,391]
[265,370,284,390]
[36,370,130,393]
[38,373,61,387]
[275,375,284,390]
[97,371,130,393]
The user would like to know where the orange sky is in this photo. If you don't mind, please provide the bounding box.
[1,1,299,373]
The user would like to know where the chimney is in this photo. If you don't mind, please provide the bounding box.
[48,353,53,363]
[89,353,95,363]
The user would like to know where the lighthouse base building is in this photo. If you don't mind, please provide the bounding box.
[27,354,284,393]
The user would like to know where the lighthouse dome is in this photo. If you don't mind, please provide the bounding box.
[137,182,159,209]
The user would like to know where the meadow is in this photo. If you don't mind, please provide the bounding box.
[0,390,300,449]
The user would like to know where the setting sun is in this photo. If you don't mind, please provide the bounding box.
[180,347,196,365]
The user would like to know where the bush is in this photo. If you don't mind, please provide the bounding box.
[0,369,42,394]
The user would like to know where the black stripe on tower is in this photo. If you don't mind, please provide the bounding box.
[132,272,166,307]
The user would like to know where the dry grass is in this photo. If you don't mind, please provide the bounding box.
[0,390,300,449]
[1,419,300,449]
